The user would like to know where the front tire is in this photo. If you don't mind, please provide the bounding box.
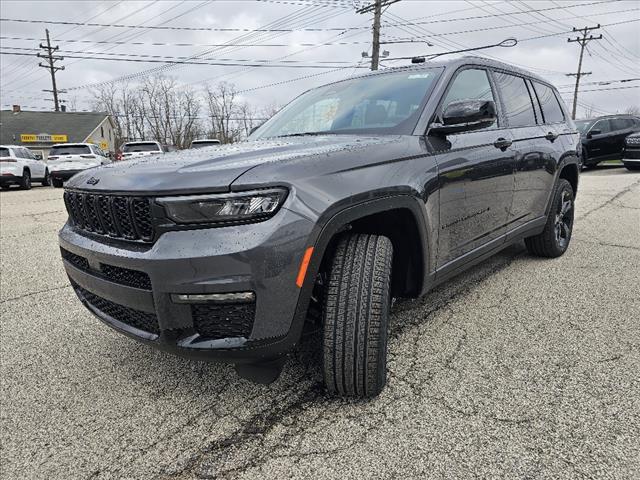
[19,170,31,190]
[41,169,51,187]
[51,178,63,188]
[525,179,575,258]
[322,233,393,398]
[624,163,640,171]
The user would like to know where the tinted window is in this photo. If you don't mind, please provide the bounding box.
[50,145,91,155]
[0,147,10,158]
[441,68,496,130]
[253,69,440,138]
[191,140,221,148]
[575,120,593,133]
[533,82,565,124]
[122,142,161,152]
[592,119,612,134]
[611,118,632,131]
[494,72,537,127]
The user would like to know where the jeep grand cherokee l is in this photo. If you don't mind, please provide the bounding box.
[59,57,579,398]
[575,115,640,167]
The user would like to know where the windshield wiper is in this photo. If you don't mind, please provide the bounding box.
[274,131,334,138]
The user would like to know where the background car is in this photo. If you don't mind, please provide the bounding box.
[0,145,49,190]
[121,141,166,159]
[190,138,221,149]
[622,132,640,171]
[48,143,111,188]
[575,114,640,168]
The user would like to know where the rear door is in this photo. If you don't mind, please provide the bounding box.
[587,119,613,160]
[435,67,515,268]
[610,117,635,158]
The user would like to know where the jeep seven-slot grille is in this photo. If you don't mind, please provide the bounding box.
[192,303,255,339]
[63,191,155,242]
[61,248,152,290]
[74,284,160,335]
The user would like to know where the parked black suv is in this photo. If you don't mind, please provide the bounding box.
[575,114,640,167]
[59,57,580,397]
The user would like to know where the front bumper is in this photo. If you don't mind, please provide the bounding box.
[50,169,83,180]
[622,147,640,163]
[59,207,315,363]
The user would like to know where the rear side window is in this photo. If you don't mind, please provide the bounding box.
[122,142,160,152]
[611,118,633,131]
[532,82,565,124]
[0,147,11,158]
[50,145,91,155]
[493,72,537,128]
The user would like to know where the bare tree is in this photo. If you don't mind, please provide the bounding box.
[625,105,640,116]
[203,82,244,143]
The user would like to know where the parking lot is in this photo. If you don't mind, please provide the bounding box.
[1,167,638,479]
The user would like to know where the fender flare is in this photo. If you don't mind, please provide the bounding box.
[544,155,580,215]
[283,194,432,350]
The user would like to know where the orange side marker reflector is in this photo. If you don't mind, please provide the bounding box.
[296,247,314,288]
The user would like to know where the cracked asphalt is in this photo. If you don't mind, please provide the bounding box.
[1,167,639,479]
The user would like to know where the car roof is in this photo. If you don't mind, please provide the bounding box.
[192,139,220,142]
[323,55,552,88]
[123,140,160,144]
[578,115,639,121]
[0,145,28,149]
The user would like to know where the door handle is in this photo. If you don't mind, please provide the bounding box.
[545,131,559,142]
[493,137,512,151]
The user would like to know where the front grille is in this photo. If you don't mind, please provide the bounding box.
[64,191,155,242]
[75,284,160,335]
[100,263,152,290]
[192,302,255,339]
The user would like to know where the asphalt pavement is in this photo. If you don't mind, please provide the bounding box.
[1,167,639,479]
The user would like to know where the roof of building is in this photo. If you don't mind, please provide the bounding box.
[0,110,111,146]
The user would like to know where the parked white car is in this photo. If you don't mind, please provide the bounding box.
[190,138,221,149]
[121,141,165,159]
[48,143,111,188]
[0,145,50,190]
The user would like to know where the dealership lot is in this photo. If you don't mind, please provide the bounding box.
[1,168,639,479]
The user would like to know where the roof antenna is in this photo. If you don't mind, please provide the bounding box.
[409,38,517,64]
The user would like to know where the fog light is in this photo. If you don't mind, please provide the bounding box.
[171,292,255,304]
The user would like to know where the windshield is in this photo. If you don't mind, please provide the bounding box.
[252,69,441,139]
[123,142,160,152]
[575,120,593,133]
[0,147,9,158]
[49,145,90,156]
[191,141,220,148]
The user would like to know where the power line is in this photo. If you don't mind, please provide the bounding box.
[1,51,370,69]
[0,1,617,33]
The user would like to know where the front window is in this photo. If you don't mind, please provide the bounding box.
[575,120,593,133]
[50,145,91,156]
[251,69,441,139]
[122,142,161,152]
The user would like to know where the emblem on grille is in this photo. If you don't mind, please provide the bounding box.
[86,177,100,185]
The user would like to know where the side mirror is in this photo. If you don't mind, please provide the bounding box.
[429,99,497,135]
[587,129,601,138]
[34,153,43,160]
[105,151,112,158]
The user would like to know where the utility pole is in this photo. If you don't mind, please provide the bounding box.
[567,24,602,120]
[38,29,65,112]
[357,0,400,71]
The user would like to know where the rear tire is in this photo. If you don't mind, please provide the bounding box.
[625,164,640,171]
[19,170,31,190]
[51,178,63,188]
[322,233,393,398]
[525,179,574,258]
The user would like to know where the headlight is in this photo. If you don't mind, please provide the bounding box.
[157,188,287,225]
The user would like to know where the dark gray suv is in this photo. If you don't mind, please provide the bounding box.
[59,57,580,397]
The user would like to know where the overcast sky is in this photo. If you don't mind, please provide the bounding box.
[1,0,639,119]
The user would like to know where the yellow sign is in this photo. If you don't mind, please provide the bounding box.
[99,141,108,150]
[20,134,68,143]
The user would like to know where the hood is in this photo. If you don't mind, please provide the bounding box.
[65,135,398,194]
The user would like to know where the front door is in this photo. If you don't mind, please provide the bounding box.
[434,68,515,268]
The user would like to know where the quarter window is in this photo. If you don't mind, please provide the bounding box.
[532,82,565,124]
[494,72,537,128]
